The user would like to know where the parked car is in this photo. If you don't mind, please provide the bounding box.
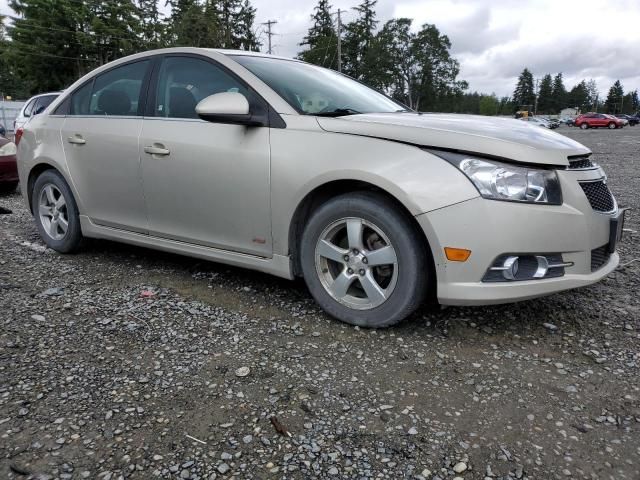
[519,116,557,129]
[615,114,638,126]
[559,116,575,126]
[574,113,624,129]
[17,48,625,327]
[13,92,60,132]
[0,135,18,194]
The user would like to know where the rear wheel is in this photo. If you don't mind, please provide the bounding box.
[608,122,616,129]
[300,192,430,327]
[580,122,589,129]
[32,170,83,253]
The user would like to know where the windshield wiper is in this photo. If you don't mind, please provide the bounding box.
[314,108,362,117]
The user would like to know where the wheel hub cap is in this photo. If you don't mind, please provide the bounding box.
[315,217,398,310]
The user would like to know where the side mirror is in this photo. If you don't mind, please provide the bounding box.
[196,92,264,126]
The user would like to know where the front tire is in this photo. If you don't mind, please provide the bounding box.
[300,192,430,327]
[32,170,82,253]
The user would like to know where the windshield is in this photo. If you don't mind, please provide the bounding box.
[231,55,408,116]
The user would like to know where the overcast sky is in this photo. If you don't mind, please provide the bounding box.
[2,0,639,97]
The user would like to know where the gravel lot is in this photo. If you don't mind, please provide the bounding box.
[1,127,639,480]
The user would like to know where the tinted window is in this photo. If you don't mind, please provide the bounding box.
[33,95,58,115]
[70,81,93,115]
[23,99,36,117]
[89,60,149,116]
[155,56,253,119]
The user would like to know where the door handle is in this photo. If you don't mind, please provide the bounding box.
[67,135,86,145]
[144,144,170,156]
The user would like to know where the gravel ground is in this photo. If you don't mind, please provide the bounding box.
[1,127,639,480]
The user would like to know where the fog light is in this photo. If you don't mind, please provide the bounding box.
[483,253,573,282]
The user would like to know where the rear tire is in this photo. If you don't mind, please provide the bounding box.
[32,170,83,253]
[580,122,588,129]
[608,122,616,129]
[300,192,431,328]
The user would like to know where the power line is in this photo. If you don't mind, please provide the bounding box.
[261,20,277,54]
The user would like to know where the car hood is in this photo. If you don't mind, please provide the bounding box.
[317,113,591,166]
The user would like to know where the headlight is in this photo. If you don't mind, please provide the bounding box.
[0,142,17,156]
[433,151,562,205]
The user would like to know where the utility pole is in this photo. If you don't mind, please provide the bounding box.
[336,9,343,72]
[262,20,277,55]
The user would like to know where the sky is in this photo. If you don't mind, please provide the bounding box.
[2,0,639,98]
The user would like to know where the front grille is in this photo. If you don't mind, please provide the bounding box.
[591,245,611,271]
[568,157,594,169]
[579,181,615,212]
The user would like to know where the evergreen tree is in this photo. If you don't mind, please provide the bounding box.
[342,0,377,81]
[235,0,260,51]
[137,0,166,48]
[585,79,599,111]
[550,73,567,113]
[567,80,589,112]
[604,80,624,113]
[298,0,338,70]
[536,74,553,113]
[512,68,535,110]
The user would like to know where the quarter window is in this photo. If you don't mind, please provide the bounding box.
[154,56,253,119]
[22,99,36,117]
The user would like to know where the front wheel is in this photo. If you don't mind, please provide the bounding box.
[32,169,83,253]
[300,192,431,327]
[580,123,589,129]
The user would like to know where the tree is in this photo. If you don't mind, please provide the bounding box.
[137,0,166,48]
[621,89,639,114]
[536,74,553,113]
[235,0,260,51]
[479,94,499,115]
[567,80,589,112]
[586,79,599,111]
[512,68,535,110]
[342,0,377,81]
[551,73,567,112]
[604,80,624,113]
[298,0,338,69]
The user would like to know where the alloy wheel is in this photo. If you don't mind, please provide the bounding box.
[314,217,398,310]
[38,184,69,240]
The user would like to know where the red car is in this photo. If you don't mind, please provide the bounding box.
[574,113,624,130]
[0,135,18,194]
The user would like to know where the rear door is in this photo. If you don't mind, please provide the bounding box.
[139,54,272,256]
[61,60,151,232]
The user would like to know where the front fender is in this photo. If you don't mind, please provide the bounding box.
[270,123,479,256]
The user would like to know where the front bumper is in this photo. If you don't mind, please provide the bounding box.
[0,154,19,182]
[417,169,621,305]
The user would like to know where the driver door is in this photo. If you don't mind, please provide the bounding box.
[139,55,272,257]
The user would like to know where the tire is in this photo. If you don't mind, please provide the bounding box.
[300,192,430,327]
[608,122,616,129]
[32,169,83,253]
[580,122,588,129]
[0,181,18,195]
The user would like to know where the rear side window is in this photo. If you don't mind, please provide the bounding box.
[22,99,36,117]
[68,60,150,116]
[89,61,149,116]
[70,81,93,115]
[33,95,58,115]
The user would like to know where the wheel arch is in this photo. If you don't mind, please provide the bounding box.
[287,179,437,289]
[26,162,60,212]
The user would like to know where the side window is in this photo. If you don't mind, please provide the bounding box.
[22,99,36,117]
[33,95,57,115]
[70,81,93,115]
[155,56,256,119]
[89,60,149,116]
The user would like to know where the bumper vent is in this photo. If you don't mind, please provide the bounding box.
[568,157,594,169]
[591,245,611,272]
[579,181,615,213]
